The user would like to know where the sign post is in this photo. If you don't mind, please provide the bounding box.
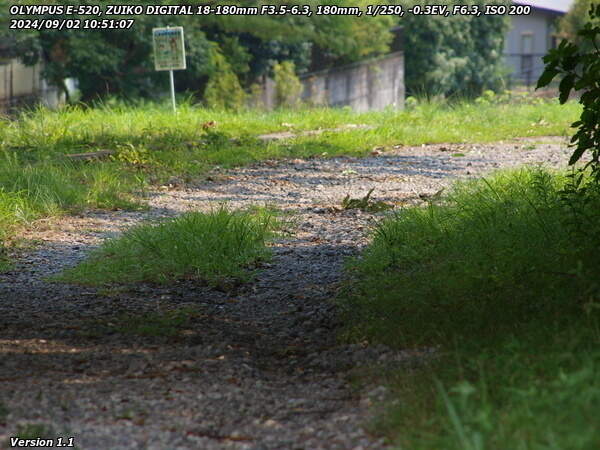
[152,26,186,113]
[169,70,176,113]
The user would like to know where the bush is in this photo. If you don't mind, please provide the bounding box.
[203,53,247,111]
[273,61,303,108]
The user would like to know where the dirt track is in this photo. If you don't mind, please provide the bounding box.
[0,137,572,449]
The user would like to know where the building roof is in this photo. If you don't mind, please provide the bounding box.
[514,0,574,14]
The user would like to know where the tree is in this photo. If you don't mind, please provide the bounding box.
[400,0,509,98]
[558,0,594,44]
[537,3,600,184]
[2,0,393,101]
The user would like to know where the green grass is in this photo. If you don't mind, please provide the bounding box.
[55,207,275,287]
[0,150,143,252]
[0,99,580,251]
[339,168,600,449]
[2,100,578,157]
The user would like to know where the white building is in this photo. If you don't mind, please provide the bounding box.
[0,59,64,113]
[505,0,574,85]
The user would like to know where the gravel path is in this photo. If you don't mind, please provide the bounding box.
[0,137,573,449]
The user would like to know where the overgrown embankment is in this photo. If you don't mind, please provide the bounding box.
[339,168,600,449]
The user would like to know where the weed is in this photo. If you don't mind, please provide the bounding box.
[55,207,275,287]
[0,246,9,272]
[0,402,8,423]
[242,204,297,235]
[14,423,52,439]
[341,188,393,213]
[115,409,135,421]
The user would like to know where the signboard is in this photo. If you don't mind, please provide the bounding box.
[152,27,186,71]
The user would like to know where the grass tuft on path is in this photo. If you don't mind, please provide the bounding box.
[339,167,600,449]
[56,207,275,287]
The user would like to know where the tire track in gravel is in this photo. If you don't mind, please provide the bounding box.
[0,138,572,449]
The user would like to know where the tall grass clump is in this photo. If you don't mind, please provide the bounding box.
[56,207,275,286]
[340,167,600,449]
[343,168,599,347]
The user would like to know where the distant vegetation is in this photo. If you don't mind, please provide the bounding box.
[402,0,509,97]
[1,0,393,102]
[2,1,507,102]
[558,0,595,46]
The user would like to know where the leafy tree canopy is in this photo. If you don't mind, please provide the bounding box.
[399,0,509,98]
[538,3,600,184]
[3,0,509,101]
[2,0,393,101]
[558,0,594,44]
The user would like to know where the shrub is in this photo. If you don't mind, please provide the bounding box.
[273,61,303,108]
[203,53,247,111]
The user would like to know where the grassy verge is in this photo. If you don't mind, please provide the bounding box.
[0,99,580,249]
[55,207,275,287]
[0,151,143,260]
[339,168,600,449]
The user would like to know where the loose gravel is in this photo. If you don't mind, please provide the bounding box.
[0,137,573,449]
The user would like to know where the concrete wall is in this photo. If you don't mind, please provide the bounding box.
[300,52,404,111]
[0,59,63,113]
[259,52,404,111]
[504,9,560,85]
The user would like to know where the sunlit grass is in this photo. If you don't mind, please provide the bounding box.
[0,99,580,251]
[55,207,276,287]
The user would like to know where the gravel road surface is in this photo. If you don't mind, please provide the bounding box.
[0,137,572,449]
